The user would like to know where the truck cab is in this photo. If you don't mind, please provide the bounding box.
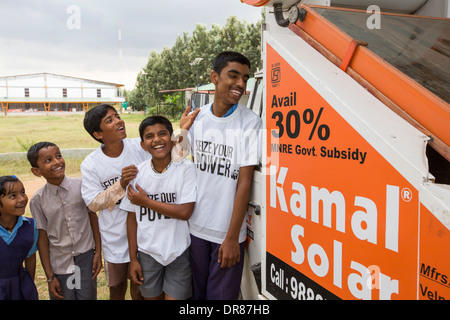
[242,0,450,300]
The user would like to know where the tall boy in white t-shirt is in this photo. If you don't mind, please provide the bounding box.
[81,104,149,300]
[120,116,196,300]
[181,51,262,299]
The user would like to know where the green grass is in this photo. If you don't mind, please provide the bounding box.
[0,158,84,181]
[0,112,152,153]
[0,111,181,300]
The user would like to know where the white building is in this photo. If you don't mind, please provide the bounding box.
[0,73,125,113]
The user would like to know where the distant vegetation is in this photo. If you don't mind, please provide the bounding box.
[126,15,263,115]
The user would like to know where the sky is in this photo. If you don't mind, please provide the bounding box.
[0,0,263,90]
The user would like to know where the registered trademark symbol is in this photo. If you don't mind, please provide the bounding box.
[401,188,412,202]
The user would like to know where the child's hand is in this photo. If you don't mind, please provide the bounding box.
[129,259,144,285]
[91,251,102,279]
[127,184,148,207]
[49,277,64,300]
[120,165,138,189]
[218,238,241,269]
[180,106,200,131]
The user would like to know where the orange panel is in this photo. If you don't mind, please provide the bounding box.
[418,204,450,300]
[242,0,270,7]
[266,44,421,299]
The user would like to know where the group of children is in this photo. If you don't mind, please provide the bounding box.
[0,51,261,300]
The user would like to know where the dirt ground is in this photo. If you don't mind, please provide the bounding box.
[23,177,47,198]
[22,175,80,216]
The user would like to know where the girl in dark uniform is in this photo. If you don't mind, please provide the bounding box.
[0,175,39,300]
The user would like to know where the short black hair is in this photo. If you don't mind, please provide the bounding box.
[213,51,251,75]
[0,175,19,208]
[139,116,173,141]
[83,104,117,143]
[27,141,58,168]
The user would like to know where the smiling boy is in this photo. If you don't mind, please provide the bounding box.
[81,104,150,300]
[181,51,262,299]
[120,116,196,300]
[28,142,102,300]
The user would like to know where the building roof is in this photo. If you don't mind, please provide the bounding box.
[0,97,125,103]
[0,72,124,88]
[0,72,125,104]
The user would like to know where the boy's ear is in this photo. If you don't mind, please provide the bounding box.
[93,131,103,141]
[30,167,42,178]
[210,70,219,86]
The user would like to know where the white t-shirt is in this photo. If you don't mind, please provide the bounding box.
[81,138,149,263]
[188,103,262,244]
[120,158,196,266]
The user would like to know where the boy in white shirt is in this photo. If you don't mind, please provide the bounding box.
[81,104,149,300]
[120,116,196,300]
[181,51,262,299]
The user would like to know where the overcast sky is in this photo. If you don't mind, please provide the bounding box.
[0,0,263,90]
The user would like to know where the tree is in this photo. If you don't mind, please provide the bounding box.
[129,15,263,115]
